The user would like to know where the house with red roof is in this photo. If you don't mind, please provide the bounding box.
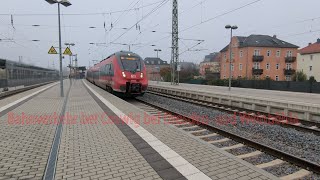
[297,39,320,81]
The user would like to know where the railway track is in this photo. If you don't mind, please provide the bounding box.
[0,81,57,100]
[130,98,320,180]
[147,91,320,136]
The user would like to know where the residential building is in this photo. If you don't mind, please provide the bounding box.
[220,34,299,81]
[144,57,170,81]
[179,62,197,71]
[297,39,320,81]
[199,52,221,80]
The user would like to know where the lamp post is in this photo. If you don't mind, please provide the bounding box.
[225,25,238,91]
[65,43,75,80]
[45,0,72,97]
[154,49,162,58]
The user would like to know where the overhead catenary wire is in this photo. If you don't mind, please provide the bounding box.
[112,0,141,30]
[110,0,170,44]
[90,0,170,56]
[134,0,263,51]
[0,1,164,17]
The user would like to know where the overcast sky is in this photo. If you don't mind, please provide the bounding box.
[0,0,320,69]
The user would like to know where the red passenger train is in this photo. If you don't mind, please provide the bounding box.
[86,51,148,97]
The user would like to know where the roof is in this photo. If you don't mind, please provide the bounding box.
[202,52,221,63]
[144,57,168,65]
[220,35,299,52]
[0,59,57,72]
[299,39,320,55]
[180,62,197,69]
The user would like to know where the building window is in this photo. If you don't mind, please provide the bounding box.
[238,75,242,78]
[286,51,292,57]
[286,63,292,70]
[231,53,235,60]
[285,76,291,81]
[239,64,243,70]
[266,63,270,70]
[151,61,154,65]
[266,75,270,79]
[146,61,149,64]
[310,55,313,60]
[224,53,227,60]
[276,63,280,70]
[223,76,226,79]
[254,49,260,56]
[310,66,313,71]
[231,64,234,71]
[240,51,243,58]
[158,61,160,64]
[224,64,226,69]
[275,76,279,81]
[267,50,271,57]
[253,62,260,69]
[276,50,281,57]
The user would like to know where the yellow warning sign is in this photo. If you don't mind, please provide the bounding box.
[63,47,72,55]
[48,46,58,54]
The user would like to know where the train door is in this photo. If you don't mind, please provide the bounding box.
[0,59,7,89]
[104,64,110,87]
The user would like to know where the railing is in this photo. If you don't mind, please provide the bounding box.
[284,68,296,75]
[252,55,264,62]
[285,56,297,63]
[252,68,263,75]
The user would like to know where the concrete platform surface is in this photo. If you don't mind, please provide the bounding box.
[0,79,279,180]
[149,81,320,106]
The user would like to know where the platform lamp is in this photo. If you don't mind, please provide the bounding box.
[65,43,75,80]
[154,49,162,58]
[45,0,72,97]
[225,25,238,91]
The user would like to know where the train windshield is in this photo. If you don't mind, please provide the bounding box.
[120,56,142,73]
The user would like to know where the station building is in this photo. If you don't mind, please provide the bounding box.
[144,57,170,81]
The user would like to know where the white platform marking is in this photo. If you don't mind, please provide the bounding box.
[83,81,211,180]
[0,82,58,113]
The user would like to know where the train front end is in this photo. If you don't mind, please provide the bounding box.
[114,52,148,96]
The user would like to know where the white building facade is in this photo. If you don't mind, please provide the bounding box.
[297,39,320,81]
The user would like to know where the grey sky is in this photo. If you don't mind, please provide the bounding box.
[0,0,320,69]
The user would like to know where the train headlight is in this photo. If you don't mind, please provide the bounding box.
[140,72,144,78]
[122,72,126,78]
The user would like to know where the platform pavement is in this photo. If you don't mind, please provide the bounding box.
[0,80,68,179]
[55,80,162,180]
[0,82,59,109]
[84,80,279,180]
[0,79,279,180]
[149,81,320,106]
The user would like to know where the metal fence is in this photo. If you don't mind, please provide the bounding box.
[233,80,320,93]
[182,79,320,94]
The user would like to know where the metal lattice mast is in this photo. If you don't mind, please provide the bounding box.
[171,0,179,85]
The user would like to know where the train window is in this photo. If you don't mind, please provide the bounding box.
[109,64,114,76]
[0,68,6,79]
[104,64,109,76]
[0,60,5,68]
[120,56,142,72]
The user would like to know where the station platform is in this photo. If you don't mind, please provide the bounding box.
[148,81,320,122]
[149,81,320,106]
[0,80,278,180]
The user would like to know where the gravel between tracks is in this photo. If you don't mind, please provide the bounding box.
[263,163,301,177]
[243,154,277,165]
[138,93,320,165]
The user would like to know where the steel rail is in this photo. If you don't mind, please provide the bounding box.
[137,98,320,174]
